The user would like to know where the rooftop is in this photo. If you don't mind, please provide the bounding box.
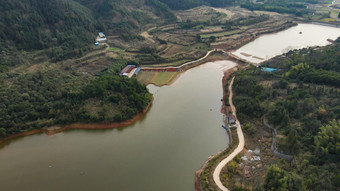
[120,65,136,75]
[98,32,105,38]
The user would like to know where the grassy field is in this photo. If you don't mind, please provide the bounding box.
[137,71,179,86]
[330,10,340,19]
[109,47,125,53]
[192,43,210,50]
[137,71,156,85]
[151,72,178,86]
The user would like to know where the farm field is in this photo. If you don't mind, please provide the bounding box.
[137,71,157,85]
[137,71,179,86]
[151,72,178,86]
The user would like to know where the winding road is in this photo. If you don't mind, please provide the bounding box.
[141,49,217,70]
[213,76,245,191]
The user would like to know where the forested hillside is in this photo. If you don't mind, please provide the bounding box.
[0,61,152,138]
[0,0,175,64]
[229,39,340,190]
[75,0,175,32]
[0,0,99,61]
[0,0,173,138]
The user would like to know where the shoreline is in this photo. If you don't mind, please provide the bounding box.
[0,54,232,144]
[144,55,231,87]
[141,21,300,88]
[194,65,238,191]
[0,98,153,145]
[214,21,297,52]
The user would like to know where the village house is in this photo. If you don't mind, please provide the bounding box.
[119,65,141,78]
[96,32,107,43]
[227,115,236,125]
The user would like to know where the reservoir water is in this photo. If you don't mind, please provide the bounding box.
[232,23,340,64]
[1,23,340,191]
[0,61,236,191]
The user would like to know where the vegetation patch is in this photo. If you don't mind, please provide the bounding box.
[109,47,125,53]
[0,68,152,139]
[137,71,157,85]
[150,72,178,86]
[222,39,340,190]
[200,30,240,38]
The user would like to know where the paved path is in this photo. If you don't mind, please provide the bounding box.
[213,76,245,191]
[141,49,217,70]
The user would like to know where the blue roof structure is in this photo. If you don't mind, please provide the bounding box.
[134,67,141,75]
[261,67,277,72]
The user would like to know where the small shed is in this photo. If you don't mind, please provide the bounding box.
[96,32,107,42]
[227,115,236,124]
[133,67,141,77]
[98,32,106,38]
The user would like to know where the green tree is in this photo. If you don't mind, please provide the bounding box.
[114,113,123,122]
[314,120,340,160]
[286,125,299,154]
[264,165,302,191]
[209,36,216,42]
[0,128,6,137]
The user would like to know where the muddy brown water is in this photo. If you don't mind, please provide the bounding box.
[0,61,236,191]
[232,23,340,64]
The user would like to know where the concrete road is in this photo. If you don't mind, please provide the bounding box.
[213,76,245,191]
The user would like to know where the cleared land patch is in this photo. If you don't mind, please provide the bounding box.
[137,71,179,86]
[137,71,157,85]
[109,47,125,53]
[151,72,178,86]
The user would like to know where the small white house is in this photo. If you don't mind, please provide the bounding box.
[96,32,107,43]
[98,32,105,38]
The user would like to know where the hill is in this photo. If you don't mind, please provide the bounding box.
[0,0,175,67]
[221,38,340,190]
[0,0,174,138]
[0,0,99,61]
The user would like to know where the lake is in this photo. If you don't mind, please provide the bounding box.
[232,23,340,64]
[0,61,236,191]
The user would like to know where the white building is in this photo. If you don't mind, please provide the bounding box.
[96,32,107,42]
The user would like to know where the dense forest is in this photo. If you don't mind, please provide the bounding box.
[0,60,152,138]
[0,0,175,64]
[231,39,340,190]
[0,0,99,61]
